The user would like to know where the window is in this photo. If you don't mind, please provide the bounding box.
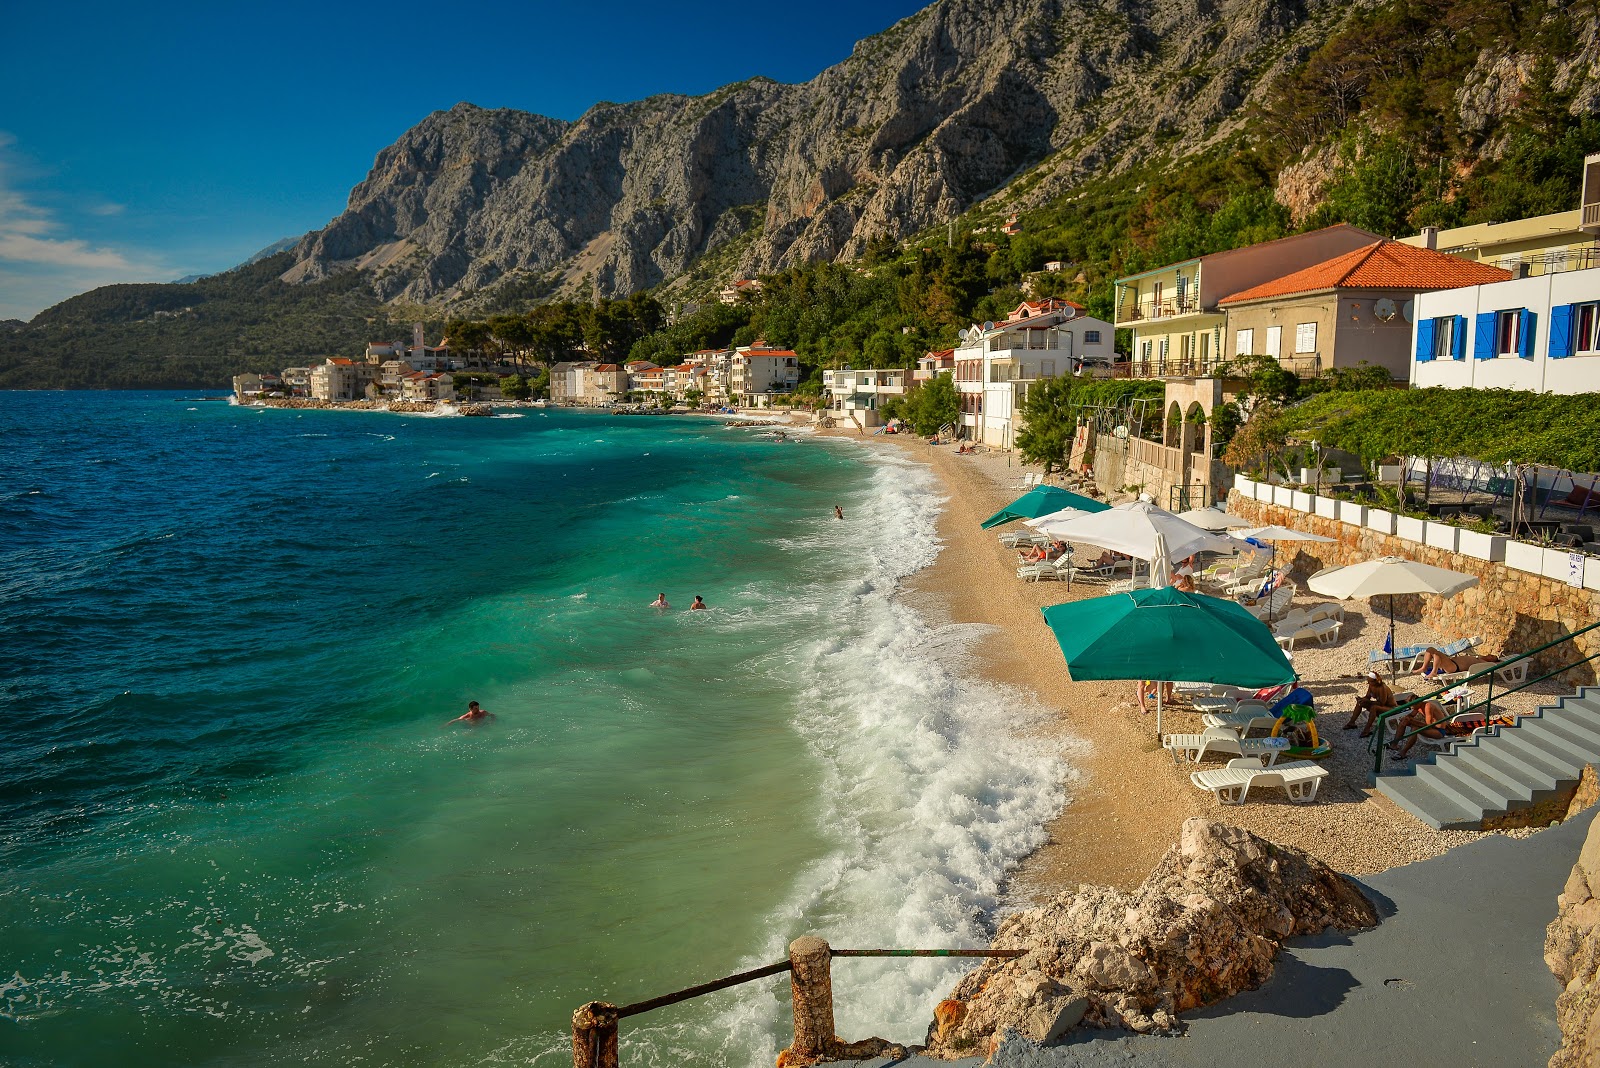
[1294,322,1317,353]
[1159,339,1170,359]
[1140,340,1153,359]
[1497,310,1522,355]
[1040,360,1055,378]
[1084,330,1101,344]
[1434,316,1456,360]
[1200,331,1210,360]
[1576,303,1600,354]
[1234,329,1254,356]
[1265,325,1282,358]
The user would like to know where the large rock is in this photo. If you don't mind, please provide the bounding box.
[923,819,1377,1058]
[1546,817,1600,1067]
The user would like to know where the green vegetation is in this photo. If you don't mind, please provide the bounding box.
[887,374,959,436]
[498,374,532,400]
[1015,378,1167,472]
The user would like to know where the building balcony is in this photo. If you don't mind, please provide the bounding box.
[1119,355,1322,380]
[1489,246,1599,277]
[1115,297,1205,325]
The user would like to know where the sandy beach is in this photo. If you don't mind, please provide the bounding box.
[809,420,1571,898]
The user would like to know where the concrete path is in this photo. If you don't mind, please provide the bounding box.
[836,809,1593,1068]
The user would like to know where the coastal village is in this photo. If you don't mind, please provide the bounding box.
[229,156,1600,1064]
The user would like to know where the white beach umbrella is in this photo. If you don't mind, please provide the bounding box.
[1178,507,1254,531]
[1021,506,1096,536]
[1149,531,1174,589]
[1308,556,1480,680]
[1233,525,1338,545]
[1036,500,1239,566]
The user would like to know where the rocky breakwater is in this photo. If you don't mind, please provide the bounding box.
[1546,816,1600,1067]
[923,819,1377,1059]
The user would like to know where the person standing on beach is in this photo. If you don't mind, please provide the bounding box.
[651,592,670,609]
[444,701,495,726]
[834,505,845,520]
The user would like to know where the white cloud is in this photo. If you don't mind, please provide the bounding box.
[0,133,169,319]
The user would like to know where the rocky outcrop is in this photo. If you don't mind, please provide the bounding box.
[1546,815,1600,1068]
[280,0,1374,307]
[924,819,1376,1059]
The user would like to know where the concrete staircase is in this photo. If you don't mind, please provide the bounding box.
[1376,687,1600,830]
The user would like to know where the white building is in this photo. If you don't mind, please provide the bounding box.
[309,358,363,401]
[731,344,800,407]
[1410,266,1600,394]
[821,368,908,428]
[400,371,456,403]
[952,300,1117,448]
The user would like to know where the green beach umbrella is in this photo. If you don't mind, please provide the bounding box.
[1041,585,1296,738]
[981,485,1108,529]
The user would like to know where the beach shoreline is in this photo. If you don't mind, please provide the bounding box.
[807,418,1561,901]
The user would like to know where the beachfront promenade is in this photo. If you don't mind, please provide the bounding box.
[829,806,1590,1066]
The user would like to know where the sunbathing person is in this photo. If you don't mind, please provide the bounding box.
[1171,572,1196,593]
[1090,550,1117,569]
[1415,647,1501,679]
[1385,699,1513,758]
[1018,543,1049,564]
[1343,672,1397,736]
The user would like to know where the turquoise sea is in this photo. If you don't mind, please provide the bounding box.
[0,392,1064,1066]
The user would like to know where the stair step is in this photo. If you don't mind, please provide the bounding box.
[1532,713,1600,755]
[1493,726,1586,781]
[1376,771,1482,830]
[1565,694,1600,716]
[1557,702,1600,731]
[1455,745,1555,798]
[1417,758,1511,813]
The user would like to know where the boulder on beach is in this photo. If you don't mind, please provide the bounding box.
[924,818,1378,1058]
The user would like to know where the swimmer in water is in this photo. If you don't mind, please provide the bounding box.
[834,505,845,520]
[444,701,495,726]
[690,595,707,610]
[650,592,669,609]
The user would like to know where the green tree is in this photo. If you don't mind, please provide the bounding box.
[899,375,959,436]
[1015,377,1078,473]
[499,373,532,401]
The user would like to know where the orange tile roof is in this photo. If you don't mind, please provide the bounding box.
[593,363,621,371]
[1219,241,1512,304]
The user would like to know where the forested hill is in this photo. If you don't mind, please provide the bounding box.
[3,0,1598,389]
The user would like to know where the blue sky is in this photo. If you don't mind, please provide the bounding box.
[0,0,926,321]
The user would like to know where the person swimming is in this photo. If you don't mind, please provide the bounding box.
[444,701,495,726]
[650,592,669,609]
[834,505,844,520]
[690,595,707,610]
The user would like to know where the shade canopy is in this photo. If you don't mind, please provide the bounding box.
[1023,506,1098,537]
[1234,525,1338,544]
[1041,586,1297,687]
[1029,500,1238,564]
[1307,556,1479,599]
[1177,507,1254,531]
[980,485,1109,528]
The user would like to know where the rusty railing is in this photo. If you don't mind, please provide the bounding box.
[571,936,1024,1067]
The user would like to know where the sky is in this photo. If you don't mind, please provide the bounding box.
[0,0,927,321]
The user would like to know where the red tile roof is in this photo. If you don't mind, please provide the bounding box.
[1219,241,1513,304]
[328,357,354,365]
[593,364,621,371]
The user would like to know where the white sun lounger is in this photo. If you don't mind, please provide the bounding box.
[1275,617,1343,651]
[1017,557,1071,581]
[1191,758,1329,804]
[1200,701,1276,735]
[1162,728,1290,765]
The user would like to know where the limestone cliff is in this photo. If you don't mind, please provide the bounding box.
[281,0,1365,307]
[1546,814,1600,1068]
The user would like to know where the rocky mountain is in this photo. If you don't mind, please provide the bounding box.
[282,0,1371,308]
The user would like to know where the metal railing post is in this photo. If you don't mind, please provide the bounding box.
[787,936,836,1061]
[572,1001,619,1068]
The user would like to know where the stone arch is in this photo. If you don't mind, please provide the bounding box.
[1183,401,1207,453]
[1164,401,1184,448]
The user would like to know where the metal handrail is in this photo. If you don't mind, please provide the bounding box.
[1372,619,1600,774]
[573,943,1025,1066]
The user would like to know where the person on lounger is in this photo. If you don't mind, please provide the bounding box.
[1090,550,1117,569]
[1343,672,1397,736]
[1415,647,1501,678]
[1384,699,1513,758]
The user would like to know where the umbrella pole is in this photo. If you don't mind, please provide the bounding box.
[1156,684,1163,741]
[1388,593,1398,685]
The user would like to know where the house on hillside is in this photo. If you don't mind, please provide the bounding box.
[953,299,1116,449]
[720,279,763,304]
[915,348,955,382]
[1115,224,1382,379]
[1410,265,1600,394]
[822,368,907,429]
[1217,240,1511,380]
[731,343,800,407]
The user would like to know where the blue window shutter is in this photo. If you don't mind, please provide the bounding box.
[1519,309,1537,359]
[1416,318,1436,362]
[1474,312,1498,360]
[1549,304,1573,359]
[1452,316,1467,360]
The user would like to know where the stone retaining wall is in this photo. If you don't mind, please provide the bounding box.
[1229,492,1600,685]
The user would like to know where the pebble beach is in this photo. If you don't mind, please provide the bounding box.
[815,420,1575,896]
